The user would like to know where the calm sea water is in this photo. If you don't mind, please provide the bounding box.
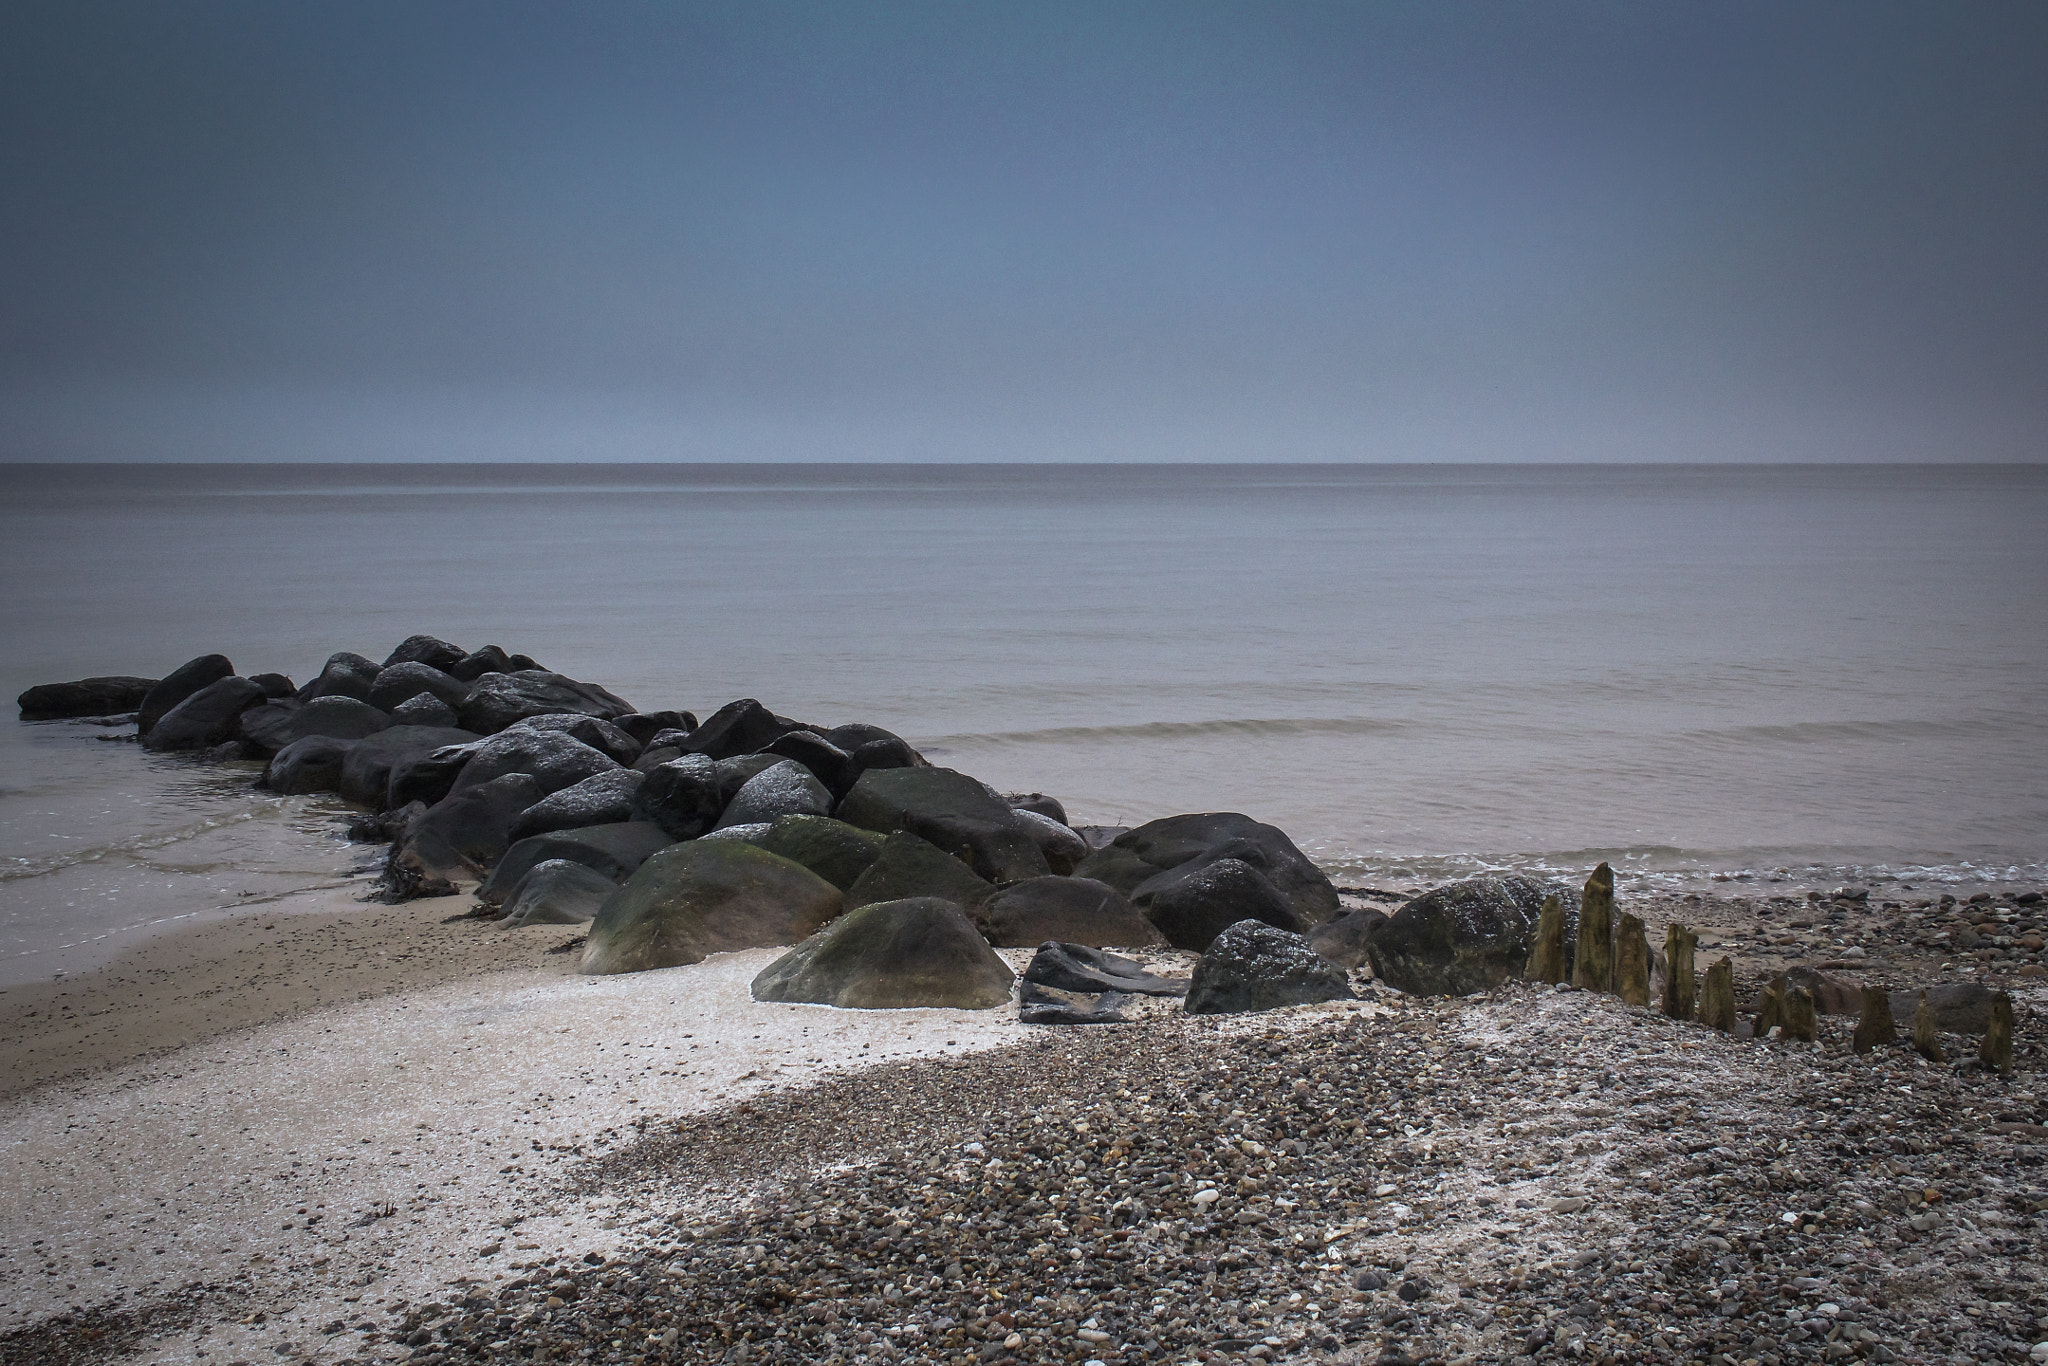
[4,462,2045,984]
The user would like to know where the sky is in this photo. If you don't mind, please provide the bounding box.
[3,1,2044,463]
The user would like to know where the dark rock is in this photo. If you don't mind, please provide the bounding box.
[367,662,469,713]
[18,676,157,720]
[717,759,831,828]
[506,652,545,671]
[336,725,480,808]
[137,654,235,735]
[1307,907,1389,968]
[836,766,1050,884]
[141,676,267,752]
[632,755,724,840]
[754,815,888,891]
[976,877,1164,949]
[263,735,358,795]
[455,670,635,735]
[1074,812,1338,926]
[713,754,781,804]
[1018,981,1131,1025]
[672,698,803,761]
[234,699,303,758]
[1183,920,1354,1015]
[1662,923,1698,1019]
[391,774,547,886]
[1135,857,1305,953]
[1011,808,1087,875]
[750,897,1014,1010]
[844,832,994,912]
[1366,875,1578,997]
[1767,966,1864,1016]
[447,726,621,799]
[1005,792,1069,824]
[478,822,676,906]
[848,736,924,773]
[1074,825,1129,849]
[823,722,917,757]
[1021,941,1186,997]
[1888,981,2001,1033]
[296,652,381,703]
[447,645,513,682]
[510,712,642,765]
[1572,862,1615,993]
[756,730,858,798]
[508,769,646,842]
[382,634,466,672]
[388,692,460,728]
[283,695,391,745]
[582,841,843,975]
[498,860,617,928]
[385,742,480,809]
[614,711,696,747]
[247,672,295,698]
[632,744,683,774]
[698,822,772,845]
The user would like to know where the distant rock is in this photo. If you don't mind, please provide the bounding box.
[479,822,676,906]
[296,652,381,704]
[141,676,267,752]
[248,673,295,698]
[367,661,469,713]
[1365,875,1578,997]
[508,768,646,842]
[1184,919,1354,1015]
[1011,808,1087,875]
[1005,792,1068,824]
[750,897,1015,1010]
[614,710,696,747]
[844,831,994,913]
[975,876,1164,949]
[1075,812,1338,929]
[17,676,157,720]
[137,654,235,736]
[671,698,803,761]
[497,859,617,927]
[455,670,635,735]
[447,644,513,682]
[581,841,843,975]
[382,634,468,672]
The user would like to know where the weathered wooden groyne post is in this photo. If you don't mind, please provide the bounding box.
[1572,862,1615,994]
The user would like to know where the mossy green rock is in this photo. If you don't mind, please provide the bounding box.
[756,815,888,891]
[581,841,843,976]
[845,832,994,912]
[750,897,1016,1009]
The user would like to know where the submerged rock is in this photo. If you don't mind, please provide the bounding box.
[137,654,235,736]
[582,840,842,976]
[17,676,157,720]
[141,676,267,752]
[750,897,1015,1010]
[1183,919,1353,1016]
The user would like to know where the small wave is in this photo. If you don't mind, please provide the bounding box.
[922,716,1407,748]
[0,803,288,882]
[1679,716,2033,748]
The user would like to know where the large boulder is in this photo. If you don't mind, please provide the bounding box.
[498,860,618,927]
[581,841,843,976]
[296,652,381,703]
[336,725,480,808]
[477,822,676,905]
[283,695,391,744]
[1022,942,1187,997]
[382,634,467,672]
[456,670,636,735]
[263,735,357,795]
[976,876,1165,949]
[1184,920,1355,1015]
[750,897,1015,1010]
[1076,812,1339,927]
[1887,981,2003,1033]
[447,644,513,682]
[447,727,621,798]
[1365,875,1578,996]
[233,698,303,757]
[614,710,696,747]
[137,654,235,736]
[1132,857,1306,952]
[672,698,804,761]
[714,754,781,804]
[1010,808,1088,875]
[632,755,725,840]
[18,676,158,720]
[844,832,994,912]
[385,741,481,808]
[755,730,858,798]
[511,712,642,765]
[835,766,1051,884]
[1308,906,1391,968]
[367,661,469,713]
[508,768,646,842]
[391,773,547,885]
[389,692,460,727]
[717,759,831,828]
[141,676,267,751]
[754,815,887,891]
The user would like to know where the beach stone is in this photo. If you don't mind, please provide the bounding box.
[1979,992,2015,1075]
[750,897,1014,1010]
[1018,982,1130,1025]
[1912,991,1945,1062]
[1616,912,1652,1007]
[296,651,381,703]
[1184,919,1354,1015]
[393,773,547,885]
[337,725,480,808]
[1022,942,1186,997]
[755,815,887,891]
[455,670,636,735]
[136,655,236,737]
[448,727,621,799]
[717,759,831,829]
[1366,875,1570,997]
[388,692,460,728]
[1853,983,1897,1053]
[844,832,994,912]
[17,676,157,720]
[1075,812,1339,927]
[510,712,642,765]
[755,730,858,798]
[367,661,469,713]
[479,822,675,905]
[614,710,696,747]
[263,735,358,795]
[382,634,467,672]
[509,768,646,842]
[141,675,268,751]
[1308,906,1389,968]
[1137,857,1305,952]
[1781,984,1819,1042]
[447,644,513,682]
[673,698,803,761]
[1699,956,1736,1031]
[582,841,843,976]
[498,859,617,927]
[632,755,725,840]
[1011,808,1088,875]
[284,695,391,745]
[837,767,1051,884]
[976,876,1165,948]
[1572,862,1616,993]
[1887,982,2001,1033]
[1772,966,1864,1016]
[1662,923,1698,1019]
[234,699,302,758]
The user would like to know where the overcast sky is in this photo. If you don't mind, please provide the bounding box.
[3,1,2044,462]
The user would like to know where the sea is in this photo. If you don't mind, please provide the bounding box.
[3,462,2044,987]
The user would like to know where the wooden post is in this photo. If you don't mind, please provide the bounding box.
[1851,986,1896,1054]
[1526,894,1568,984]
[1911,990,1945,1063]
[1979,992,2015,1076]
[1616,912,1651,1007]
[1698,956,1735,1032]
[1662,923,1697,1020]
[1781,985,1818,1043]
[1755,979,1783,1037]
[1572,862,1615,994]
